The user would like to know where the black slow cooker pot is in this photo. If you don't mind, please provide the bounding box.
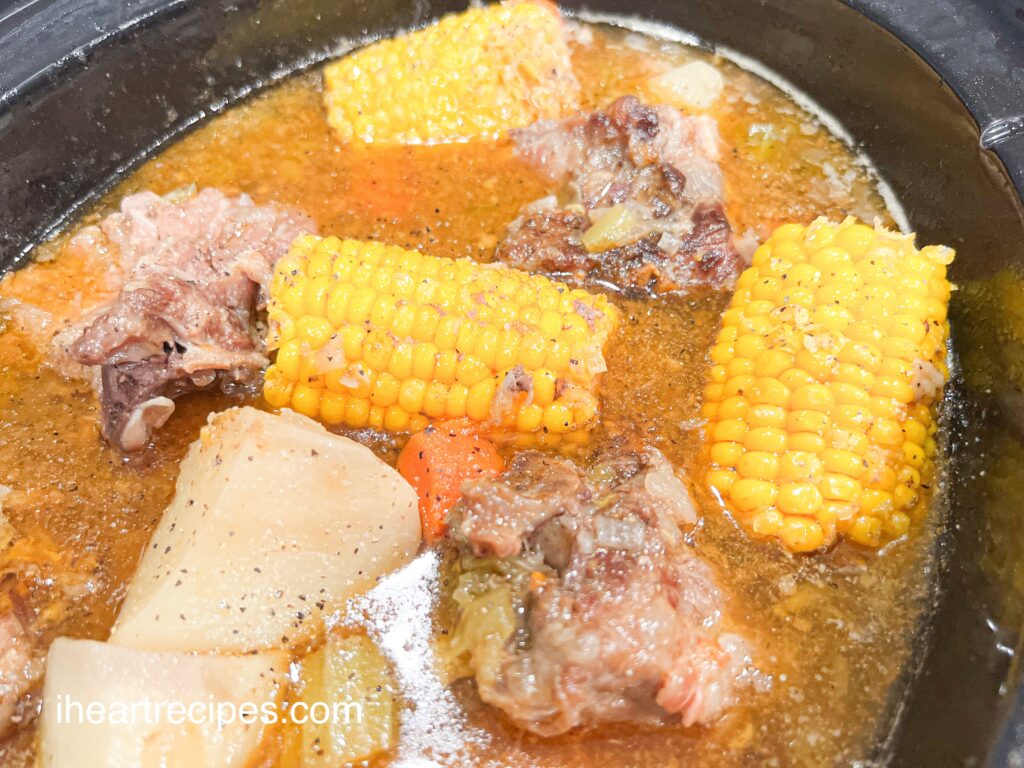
[0,1,1022,765]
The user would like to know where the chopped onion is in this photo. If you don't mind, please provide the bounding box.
[581,202,650,253]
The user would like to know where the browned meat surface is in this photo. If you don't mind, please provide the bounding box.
[496,96,743,295]
[449,447,751,736]
[56,189,315,450]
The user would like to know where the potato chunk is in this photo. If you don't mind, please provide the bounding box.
[38,638,287,768]
[111,407,420,652]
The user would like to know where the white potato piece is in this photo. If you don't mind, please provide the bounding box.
[648,60,724,111]
[111,407,420,653]
[38,637,287,768]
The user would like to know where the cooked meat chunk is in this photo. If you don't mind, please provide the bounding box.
[455,450,586,559]
[448,447,750,736]
[495,202,591,276]
[57,188,315,450]
[496,96,743,295]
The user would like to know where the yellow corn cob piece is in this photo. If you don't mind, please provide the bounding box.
[322,1,579,144]
[263,235,619,435]
[704,218,954,553]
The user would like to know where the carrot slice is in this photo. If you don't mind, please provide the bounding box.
[397,422,505,543]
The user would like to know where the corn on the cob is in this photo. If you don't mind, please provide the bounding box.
[263,235,619,435]
[322,1,579,145]
[704,218,953,552]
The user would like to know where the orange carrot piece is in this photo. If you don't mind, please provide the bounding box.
[397,422,505,543]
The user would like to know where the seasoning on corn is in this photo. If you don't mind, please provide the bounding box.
[704,217,954,553]
[322,1,580,145]
[263,235,620,436]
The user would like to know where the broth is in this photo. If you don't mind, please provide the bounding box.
[0,21,939,767]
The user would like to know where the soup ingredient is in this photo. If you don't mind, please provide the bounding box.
[397,423,505,543]
[647,61,725,112]
[704,218,954,552]
[322,1,578,145]
[0,491,38,737]
[262,236,620,436]
[110,407,420,653]
[496,95,742,295]
[443,555,520,689]
[55,188,314,451]
[0,613,36,737]
[38,637,287,767]
[296,633,396,765]
[446,447,751,736]
[0,504,91,738]
[345,551,484,765]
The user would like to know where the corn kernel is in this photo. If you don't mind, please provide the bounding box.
[275,339,304,381]
[711,441,745,467]
[516,403,544,432]
[718,396,749,420]
[446,383,469,418]
[780,368,817,391]
[730,479,778,514]
[847,515,882,547]
[788,432,826,452]
[747,404,787,428]
[467,377,497,421]
[456,355,490,387]
[319,391,348,424]
[864,464,898,492]
[388,342,414,380]
[778,451,824,482]
[737,451,779,480]
[893,485,918,510]
[787,409,829,434]
[744,427,788,453]
[868,417,904,447]
[363,329,394,371]
[292,384,322,419]
[423,381,448,419]
[860,489,894,516]
[791,384,834,412]
[751,378,790,408]
[398,378,427,415]
[368,405,386,430]
[727,356,756,378]
[779,516,824,552]
[754,349,794,378]
[822,448,867,478]
[383,404,410,432]
[708,469,738,494]
[713,419,749,443]
[263,369,294,409]
[751,509,784,536]
[902,441,926,469]
[371,372,400,407]
[819,473,861,502]
[777,483,824,516]
[543,403,574,434]
[723,374,757,398]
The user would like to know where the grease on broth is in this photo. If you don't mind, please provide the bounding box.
[0,22,936,767]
